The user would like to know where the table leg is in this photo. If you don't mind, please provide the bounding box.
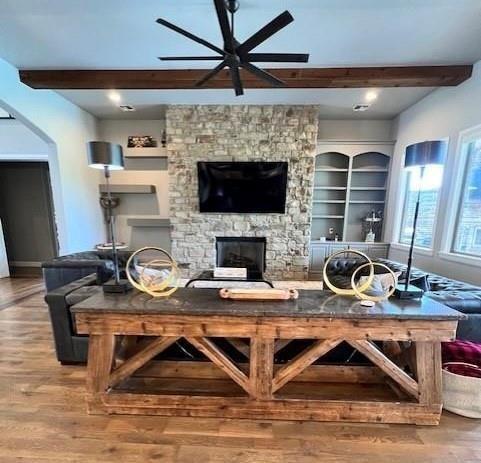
[415,341,443,408]
[249,337,274,400]
[86,334,116,414]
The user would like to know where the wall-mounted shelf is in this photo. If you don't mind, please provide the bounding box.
[99,184,156,194]
[313,200,345,204]
[352,168,389,172]
[315,168,349,172]
[126,217,170,227]
[349,200,385,204]
[312,215,344,219]
[314,187,347,190]
[124,147,168,158]
[350,187,386,191]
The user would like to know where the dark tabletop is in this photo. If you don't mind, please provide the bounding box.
[72,288,465,320]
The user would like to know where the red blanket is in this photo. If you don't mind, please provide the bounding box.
[442,340,481,378]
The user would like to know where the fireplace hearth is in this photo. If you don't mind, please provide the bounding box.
[216,237,266,278]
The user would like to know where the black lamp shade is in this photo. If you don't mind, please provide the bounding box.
[87,141,124,170]
[404,140,447,168]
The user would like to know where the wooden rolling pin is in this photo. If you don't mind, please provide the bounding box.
[219,288,299,301]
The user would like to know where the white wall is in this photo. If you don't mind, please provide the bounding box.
[0,57,104,254]
[318,119,394,141]
[385,61,481,285]
[0,119,49,156]
[0,219,8,278]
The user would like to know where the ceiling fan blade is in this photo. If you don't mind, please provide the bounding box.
[240,62,286,87]
[230,65,244,96]
[195,60,228,87]
[237,11,293,56]
[213,0,233,52]
[159,56,223,61]
[246,53,309,63]
[156,18,225,56]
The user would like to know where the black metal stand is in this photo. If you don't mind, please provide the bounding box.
[102,166,131,294]
[394,166,425,300]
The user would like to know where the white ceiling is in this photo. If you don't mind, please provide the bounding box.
[55,88,434,120]
[1,0,481,119]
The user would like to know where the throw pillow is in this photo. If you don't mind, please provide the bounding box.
[358,271,401,296]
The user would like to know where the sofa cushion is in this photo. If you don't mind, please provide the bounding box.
[325,258,363,276]
[426,290,481,315]
[375,258,428,281]
[326,274,352,289]
[428,275,480,292]
[65,285,102,306]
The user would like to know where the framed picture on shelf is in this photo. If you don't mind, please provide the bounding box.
[127,135,157,148]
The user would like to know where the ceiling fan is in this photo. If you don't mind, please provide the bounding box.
[156,0,309,96]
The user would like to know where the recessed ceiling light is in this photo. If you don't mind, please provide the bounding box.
[119,105,136,112]
[365,90,378,102]
[353,103,370,112]
[108,91,122,103]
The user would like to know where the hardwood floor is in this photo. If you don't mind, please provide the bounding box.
[0,276,44,310]
[0,278,480,462]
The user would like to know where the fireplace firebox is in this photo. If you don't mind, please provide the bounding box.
[184,236,273,288]
[216,237,266,279]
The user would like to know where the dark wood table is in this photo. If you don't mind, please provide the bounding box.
[72,288,464,425]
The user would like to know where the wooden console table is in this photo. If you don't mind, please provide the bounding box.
[72,289,463,425]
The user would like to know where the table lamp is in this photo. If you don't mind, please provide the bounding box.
[394,140,446,299]
[87,141,131,293]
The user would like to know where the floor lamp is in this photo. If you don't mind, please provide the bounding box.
[87,141,131,293]
[394,140,446,299]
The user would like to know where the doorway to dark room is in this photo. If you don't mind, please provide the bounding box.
[0,161,58,276]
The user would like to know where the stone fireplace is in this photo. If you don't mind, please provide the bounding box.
[167,105,319,279]
[216,237,266,278]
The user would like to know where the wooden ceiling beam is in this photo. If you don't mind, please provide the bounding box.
[19,65,472,90]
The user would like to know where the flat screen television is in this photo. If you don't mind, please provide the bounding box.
[197,161,288,213]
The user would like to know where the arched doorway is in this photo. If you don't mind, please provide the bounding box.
[0,104,60,276]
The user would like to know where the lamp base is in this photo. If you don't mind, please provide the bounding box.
[393,284,424,300]
[102,278,132,294]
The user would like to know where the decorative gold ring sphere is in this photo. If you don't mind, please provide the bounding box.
[126,247,180,297]
[350,262,398,301]
[322,249,396,302]
[322,249,374,296]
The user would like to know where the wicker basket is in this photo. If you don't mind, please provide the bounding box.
[442,362,481,418]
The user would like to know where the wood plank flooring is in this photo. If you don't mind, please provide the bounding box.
[0,278,480,462]
[0,276,44,310]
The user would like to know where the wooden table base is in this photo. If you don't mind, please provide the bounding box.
[84,331,445,425]
[73,289,461,426]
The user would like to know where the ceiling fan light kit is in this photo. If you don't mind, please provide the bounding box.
[156,0,309,96]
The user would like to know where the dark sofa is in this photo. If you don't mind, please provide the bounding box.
[325,256,481,342]
[42,250,132,363]
[41,250,132,292]
[43,252,481,364]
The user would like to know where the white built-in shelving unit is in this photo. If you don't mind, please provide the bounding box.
[311,142,394,243]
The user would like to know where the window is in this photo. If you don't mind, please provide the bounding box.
[452,137,481,257]
[399,164,444,248]
[474,228,481,247]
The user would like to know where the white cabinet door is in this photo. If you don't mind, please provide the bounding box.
[0,219,10,278]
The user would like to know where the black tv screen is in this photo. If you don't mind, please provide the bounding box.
[198,161,288,213]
